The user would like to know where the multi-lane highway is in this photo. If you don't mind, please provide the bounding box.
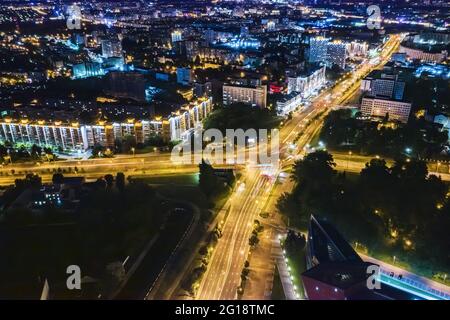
[195,34,403,300]
[197,168,273,299]
[0,153,201,185]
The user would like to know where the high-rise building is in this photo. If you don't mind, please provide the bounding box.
[194,81,212,98]
[71,33,85,46]
[308,37,329,64]
[327,40,347,69]
[101,39,123,58]
[223,84,267,109]
[167,98,213,141]
[204,29,216,44]
[346,41,368,58]
[0,119,86,151]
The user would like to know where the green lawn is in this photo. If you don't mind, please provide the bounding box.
[285,245,307,299]
[156,185,210,209]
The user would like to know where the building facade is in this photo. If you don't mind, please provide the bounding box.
[327,40,347,69]
[308,36,329,64]
[223,84,267,108]
[287,65,327,97]
[167,97,213,141]
[360,97,411,123]
[276,92,302,116]
[171,30,183,43]
[72,62,104,79]
[0,98,213,151]
[361,74,405,101]
[346,41,368,58]
[399,45,447,63]
[0,119,86,151]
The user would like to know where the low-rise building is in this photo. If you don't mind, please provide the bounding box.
[276,92,302,116]
[399,45,447,63]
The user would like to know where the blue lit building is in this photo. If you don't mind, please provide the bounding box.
[72,62,104,79]
[222,37,261,50]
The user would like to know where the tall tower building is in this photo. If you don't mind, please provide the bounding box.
[308,37,329,64]
[326,40,347,69]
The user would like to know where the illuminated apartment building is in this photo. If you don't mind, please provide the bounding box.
[327,40,347,69]
[171,30,183,43]
[223,84,267,109]
[0,98,213,151]
[287,65,327,97]
[276,92,302,116]
[361,73,405,101]
[0,119,86,151]
[346,41,368,58]
[308,37,329,64]
[360,97,412,123]
[167,97,213,141]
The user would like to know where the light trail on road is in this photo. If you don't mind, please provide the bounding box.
[195,34,404,300]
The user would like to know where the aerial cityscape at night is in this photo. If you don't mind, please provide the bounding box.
[0,0,448,308]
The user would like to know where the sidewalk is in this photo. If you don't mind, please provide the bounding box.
[273,238,298,300]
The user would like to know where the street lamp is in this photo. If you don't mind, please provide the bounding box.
[131,147,135,156]
[347,151,352,170]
